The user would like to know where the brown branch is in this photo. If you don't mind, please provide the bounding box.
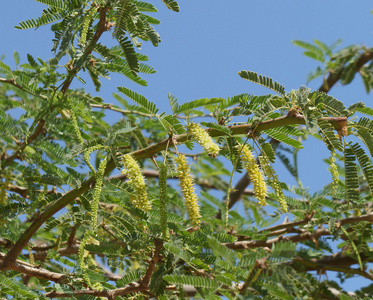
[290,251,372,271]
[0,77,48,100]
[140,239,164,287]
[90,103,215,119]
[224,213,373,250]
[60,7,111,94]
[44,284,147,298]
[294,257,373,280]
[318,48,373,93]
[257,210,316,234]
[0,252,66,283]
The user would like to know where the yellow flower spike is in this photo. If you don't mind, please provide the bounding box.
[175,154,201,226]
[159,164,170,240]
[91,157,107,228]
[238,144,267,207]
[121,154,151,212]
[329,152,339,195]
[189,123,220,157]
[259,156,288,212]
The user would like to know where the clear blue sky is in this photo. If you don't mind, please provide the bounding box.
[1,0,373,292]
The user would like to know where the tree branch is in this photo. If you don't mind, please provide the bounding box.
[0,252,66,283]
[318,48,373,93]
[0,77,48,100]
[224,213,373,250]
[139,239,163,288]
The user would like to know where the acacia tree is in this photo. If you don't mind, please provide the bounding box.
[1,1,373,299]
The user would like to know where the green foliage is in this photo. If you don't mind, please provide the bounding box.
[1,1,373,299]
[238,70,286,95]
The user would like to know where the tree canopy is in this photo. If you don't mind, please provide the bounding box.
[1,1,373,299]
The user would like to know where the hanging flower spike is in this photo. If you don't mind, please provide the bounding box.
[175,154,201,226]
[159,164,170,240]
[189,123,220,157]
[90,157,107,229]
[329,152,339,195]
[121,154,151,212]
[259,156,287,212]
[238,144,267,207]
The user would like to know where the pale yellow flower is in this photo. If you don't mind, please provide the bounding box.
[189,123,220,157]
[122,154,151,212]
[329,152,339,195]
[259,156,287,212]
[238,144,267,207]
[175,154,201,226]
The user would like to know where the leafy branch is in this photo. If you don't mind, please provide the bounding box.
[0,113,347,267]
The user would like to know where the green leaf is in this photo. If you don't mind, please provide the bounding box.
[348,142,373,194]
[116,36,140,75]
[175,98,223,114]
[264,128,303,149]
[168,93,179,114]
[238,70,285,95]
[164,242,192,263]
[258,139,276,163]
[116,270,144,287]
[34,0,67,10]
[163,275,219,289]
[317,120,343,152]
[161,0,180,12]
[354,127,373,157]
[13,51,20,66]
[356,106,373,117]
[344,144,360,202]
[118,87,158,115]
[292,40,324,62]
[207,235,236,266]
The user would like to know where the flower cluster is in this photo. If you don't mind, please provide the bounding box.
[121,154,151,212]
[159,164,170,240]
[329,152,339,195]
[259,156,288,212]
[175,154,201,226]
[90,157,107,228]
[238,144,267,207]
[189,123,220,157]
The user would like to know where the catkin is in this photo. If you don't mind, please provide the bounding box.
[121,154,151,212]
[329,152,339,195]
[90,157,107,228]
[175,154,201,226]
[238,144,267,207]
[159,164,170,240]
[78,232,92,288]
[259,156,288,212]
[189,123,220,157]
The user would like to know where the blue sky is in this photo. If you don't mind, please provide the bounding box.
[1,0,373,293]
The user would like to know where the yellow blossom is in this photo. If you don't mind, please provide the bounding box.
[189,123,220,157]
[238,144,267,207]
[175,154,201,226]
[159,164,170,240]
[121,154,151,212]
[259,156,287,212]
[329,152,339,195]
